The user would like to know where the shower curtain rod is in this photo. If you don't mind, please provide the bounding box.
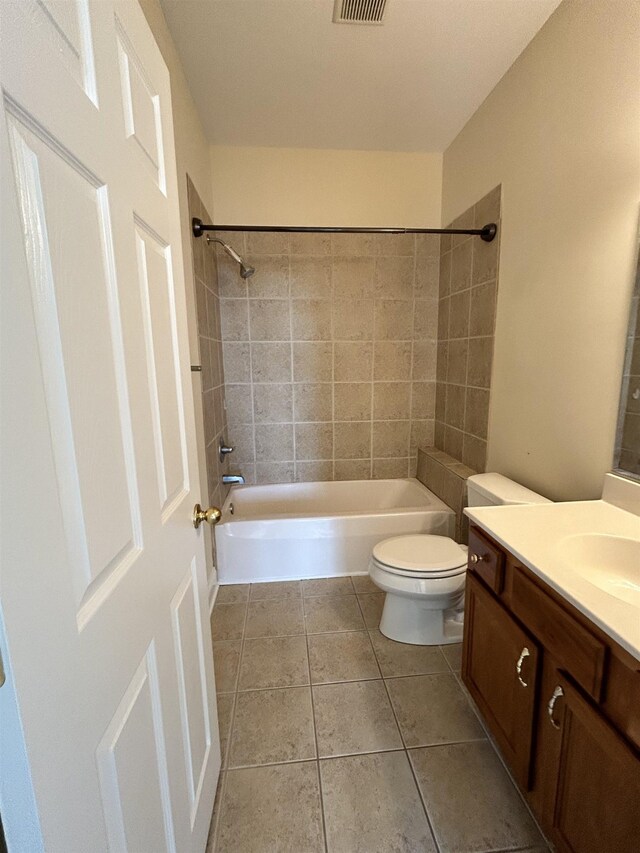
[191,218,498,243]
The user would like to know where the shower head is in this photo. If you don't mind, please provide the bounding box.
[206,236,255,279]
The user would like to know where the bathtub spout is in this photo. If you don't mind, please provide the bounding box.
[222,474,245,485]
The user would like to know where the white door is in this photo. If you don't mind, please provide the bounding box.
[0,2,220,851]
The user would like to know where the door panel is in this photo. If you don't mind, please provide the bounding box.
[462,572,540,788]
[551,678,640,853]
[97,646,175,853]
[0,2,220,850]
[135,221,188,517]
[5,106,143,617]
[171,562,212,825]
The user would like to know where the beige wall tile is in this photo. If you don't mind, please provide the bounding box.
[372,420,410,457]
[334,341,373,381]
[249,299,291,341]
[436,342,448,382]
[373,382,411,420]
[292,299,332,340]
[217,255,249,298]
[290,233,331,255]
[226,384,253,425]
[335,383,372,421]
[333,257,375,299]
[246,232,290,254]
[294,383,332,422]
[290,257,332,298]
[334,422,371,459]
[295,460,334,481]
[462,433,487,472]
[444,426,464,460]
[229,424,255,462]
[255,461,295,484]
[450,239,472,293]
[376,233,416,256]
[467,337,493,389]
[465,387,490,439]
[374,341,412,381]
[445,384,466,430]
[247,255,289,299]
[253,383,293,423]
[220,298,249,341]
[410,420,435,456]
[413,300,438,340]
[449,290,470,339]
[447,339,468,385]
[416,234,440,258]
[334,459,371,480]
[373,457,409,479]
[255,423,294,462]
[374,300,413,340]
[411,382,436,420]
[251,342,292,383]
[469,281,497,337]
[333,299,374,341]
[331,233,375,256]
[412,340,437,382]
[439,250,452,298]
[374,256,414,300]
[415,257,440,299]
[293,341,333,382]
[472,235,499,286]
[295,423,334,460]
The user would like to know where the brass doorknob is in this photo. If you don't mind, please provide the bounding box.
[192,503,222,529]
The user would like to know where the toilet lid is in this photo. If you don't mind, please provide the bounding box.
[373,535,467,573]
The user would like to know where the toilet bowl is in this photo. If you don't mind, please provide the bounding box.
[369,473,552,646]
[370,535,468,645]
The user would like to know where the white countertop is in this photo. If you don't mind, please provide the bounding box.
[465,498,640,661]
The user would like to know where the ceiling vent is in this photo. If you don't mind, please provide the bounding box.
[333,0,389,25]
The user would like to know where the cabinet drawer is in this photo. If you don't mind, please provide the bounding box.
[468,527,505,594]
[511,568,606,700]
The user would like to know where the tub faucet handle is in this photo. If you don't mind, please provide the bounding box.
[219,438,235,463]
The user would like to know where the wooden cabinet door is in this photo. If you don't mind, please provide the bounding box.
[462,572,540,788]
[549,676,640,853]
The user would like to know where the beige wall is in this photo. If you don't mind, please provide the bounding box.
[210,146,442,227]
[442,0,640,501]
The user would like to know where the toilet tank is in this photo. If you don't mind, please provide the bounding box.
[466,473,551,507]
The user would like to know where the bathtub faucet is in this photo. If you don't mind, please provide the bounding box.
[222,474,245,485]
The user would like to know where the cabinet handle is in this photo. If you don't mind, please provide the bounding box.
[470,554,483,564]
[515,646,531,687]
[547,685,564,729]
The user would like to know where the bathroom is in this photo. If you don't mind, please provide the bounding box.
[0,1,638,852]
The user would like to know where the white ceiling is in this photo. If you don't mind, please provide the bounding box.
[159,0,561,152]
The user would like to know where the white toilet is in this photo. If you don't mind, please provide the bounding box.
[369,473,551,645]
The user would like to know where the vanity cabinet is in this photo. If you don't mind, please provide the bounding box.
[462,525,640,853]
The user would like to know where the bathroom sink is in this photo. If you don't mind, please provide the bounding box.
[555,534,640,606]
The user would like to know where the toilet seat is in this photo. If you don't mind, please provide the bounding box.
[372,535,467,579]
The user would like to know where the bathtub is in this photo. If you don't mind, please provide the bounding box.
[215,478,455,584]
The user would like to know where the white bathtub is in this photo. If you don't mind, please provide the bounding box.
[215,478,455,584]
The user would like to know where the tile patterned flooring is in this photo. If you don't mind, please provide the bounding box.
[207,577,548,853]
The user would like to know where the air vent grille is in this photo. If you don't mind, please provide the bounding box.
[333,0,389,25]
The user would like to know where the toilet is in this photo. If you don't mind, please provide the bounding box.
[369,473,551,645]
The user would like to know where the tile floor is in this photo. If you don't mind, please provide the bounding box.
[207,576,548,853]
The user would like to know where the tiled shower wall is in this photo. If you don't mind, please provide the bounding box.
[216,232,440,484]
[187,177,230,534]
[435,186,501,472]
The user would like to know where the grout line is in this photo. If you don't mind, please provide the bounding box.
[305,629,329,852]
